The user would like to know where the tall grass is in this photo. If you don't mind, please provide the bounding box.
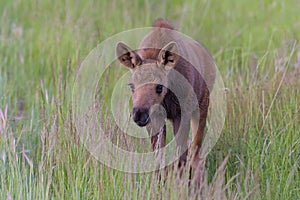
[0,0,299,199]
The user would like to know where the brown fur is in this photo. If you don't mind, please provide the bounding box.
[152,18,174,30]
[116,19,216,181]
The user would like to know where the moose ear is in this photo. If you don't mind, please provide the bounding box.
[116,42,142,70]
[158,41,179,69]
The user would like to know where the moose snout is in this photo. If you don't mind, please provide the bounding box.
[132,107,150,127]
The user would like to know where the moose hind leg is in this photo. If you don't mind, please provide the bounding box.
[190,98,209,189]
[191,109,207,157]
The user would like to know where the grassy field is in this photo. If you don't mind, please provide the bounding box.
[0,0,299,199]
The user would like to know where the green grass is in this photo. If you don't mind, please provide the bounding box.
[0,0,299,199]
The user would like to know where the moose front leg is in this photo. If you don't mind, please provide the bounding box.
[147,124,166,172]
[147,124,166,151]
[152,124,166,151]
[172,117,190,168]
[147,104,167,151]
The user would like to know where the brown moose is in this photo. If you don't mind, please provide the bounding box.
[116,19,216,173]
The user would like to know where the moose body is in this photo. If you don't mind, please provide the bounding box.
[116,19,216,170]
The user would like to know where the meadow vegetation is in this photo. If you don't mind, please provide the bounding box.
[0,0,299,199]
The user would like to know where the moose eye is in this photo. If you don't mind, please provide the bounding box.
[156,84,163,94]
[128,83,135,93]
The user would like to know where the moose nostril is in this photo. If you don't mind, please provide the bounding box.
[132,107,141,122]
[140,112,149,123]
[132,107,138,113]
[132,107,150,126]
[132,112,139,123]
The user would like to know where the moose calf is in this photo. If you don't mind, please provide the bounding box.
[116,19,216,174]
